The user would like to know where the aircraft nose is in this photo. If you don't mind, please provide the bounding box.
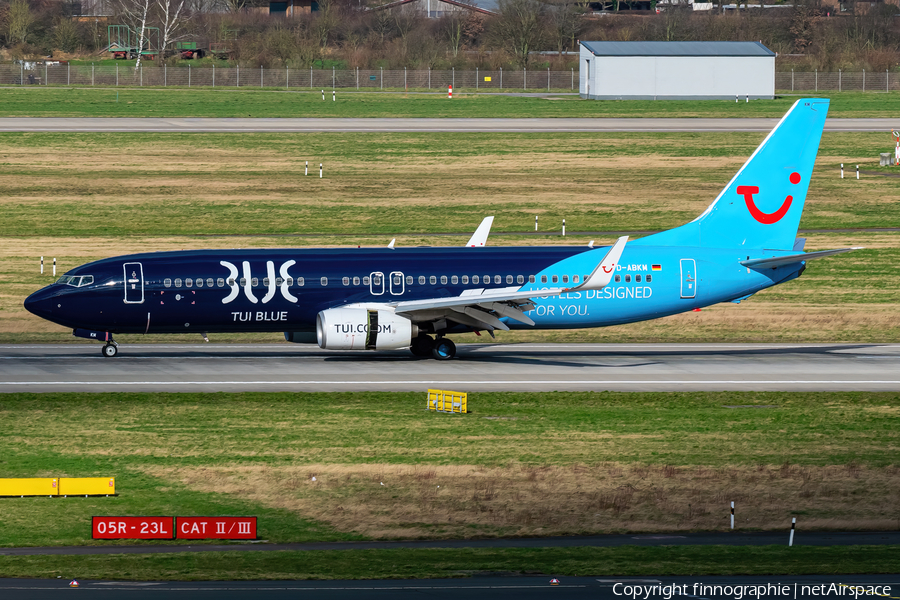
[24,287,56,319]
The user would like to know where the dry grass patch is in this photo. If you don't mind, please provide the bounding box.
[149,462,900,539]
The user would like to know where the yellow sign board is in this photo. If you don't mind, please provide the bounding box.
[484,77,492,82]
[427,389,467,413]
[0,478,58,496]
[59,477,115,496]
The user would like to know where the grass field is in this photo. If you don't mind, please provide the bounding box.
[0,392,897,548]
[1,546,898,580]
[0,88,898,118]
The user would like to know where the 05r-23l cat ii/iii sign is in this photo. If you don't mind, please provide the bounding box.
[25,99,860,360]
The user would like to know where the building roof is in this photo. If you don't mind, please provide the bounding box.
[580,41,775,57]
[368,0,497,15]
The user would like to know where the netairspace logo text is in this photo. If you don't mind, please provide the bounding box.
[613,583,892,600]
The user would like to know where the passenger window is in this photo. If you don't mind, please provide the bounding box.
[506,275,513,284]
[440,275,448,284]
[429,276,436,285]
[646,274,652,283]
[263,278,269,287]
[227,278,234,287]
[529,275,535,283]
[517,275,524,284]
[373,275,381,285]
[321,277,328,286]
[297,277,304,287]
[483,275,490,284]
[196,278,203,287]
[451,275,458,284]
[494,275,501,284]
[343,277,350,286]
[251,278,258,287]
[217,278,225,287]
[206,278,213,287]
[636,275,642,282]
[363,276,370,285]
[394,275,401,285]
[186,278,193,288]
[406,276,413,285]
[472,275,479,284]
[239,278,245,286]
[462,275,469,284]
[552,275,558,284]
[573,275,580,284]
[164,278,172,288]
[418,276,425,285]
[276,277,283,286]
[614,275,621,283]
[562,275,568,284]
[353,276,360,285]
[625,275,631,283]
[541,275,547,284]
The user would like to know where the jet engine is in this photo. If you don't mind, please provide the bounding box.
[316,308,417,351]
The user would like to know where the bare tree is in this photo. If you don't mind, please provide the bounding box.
[6,0,34,44]
[313,0,340,47]
[440,12,465,58]
[111,0,153,70]
[547,0,581,54]
[157,0,188,60]
[491,0,547,68]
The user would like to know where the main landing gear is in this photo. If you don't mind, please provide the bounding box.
[102,341,119,357]
[410,335,457,360]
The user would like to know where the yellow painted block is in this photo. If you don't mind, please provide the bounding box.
[484,77,492,82]
[426,389,467,413]
[59,477,115,496]
[0,478,58,496]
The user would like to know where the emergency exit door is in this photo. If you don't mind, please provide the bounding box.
[680,258,696,299]
[123,262,144,304]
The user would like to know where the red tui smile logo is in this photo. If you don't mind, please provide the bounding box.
[738,172,801,224]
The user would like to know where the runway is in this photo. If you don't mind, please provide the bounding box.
[1,575,898,600]
[0,117,892,133]
[2,343,899,393]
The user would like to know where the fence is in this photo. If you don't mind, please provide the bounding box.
[3,64,897,92]
[0,63,579,91]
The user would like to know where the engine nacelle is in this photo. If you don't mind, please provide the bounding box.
[316,308,417,351]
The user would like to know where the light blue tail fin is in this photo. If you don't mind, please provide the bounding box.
[635,98,829,251]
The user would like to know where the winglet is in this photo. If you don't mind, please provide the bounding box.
[466,216,494,247]
[568,236,628,292]
[387,238,396,249]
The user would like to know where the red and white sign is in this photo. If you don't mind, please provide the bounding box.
[92,516,173,540]
[176,516,257,540]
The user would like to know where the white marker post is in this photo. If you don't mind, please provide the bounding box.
[320,163,323,178]
[856,165,860,179]
[40,256,44,275]
[841,163,844,179]
[332,90,335,102]
[789,517,796,546]
[745,94,749,103]
[735,94,738,103]
[305,161,308,176]
[53,258,57,277]
[562,219,566,237]
[730,501,734,529]
[535,215,538,231]
[322,89,324,100]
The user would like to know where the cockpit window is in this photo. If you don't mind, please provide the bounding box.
[56,275,93,287]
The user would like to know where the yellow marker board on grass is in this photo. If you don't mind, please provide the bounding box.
[59,477,115,496]
[0,478,58,496]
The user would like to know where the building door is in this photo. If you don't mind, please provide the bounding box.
[680,259,696,299]
[123,262,144,304]
[585,60,590,96]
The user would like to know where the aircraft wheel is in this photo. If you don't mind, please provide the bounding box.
[431,338,456,360]
[102,344,118,358]
[410,335,434,358]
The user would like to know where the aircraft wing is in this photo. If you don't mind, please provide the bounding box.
[740,247,863,270]
[389,236,628,331]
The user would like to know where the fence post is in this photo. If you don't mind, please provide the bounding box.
[164,64,167,87]
[189,63,191,87]
[428,68,431,89]
[332,65,335,89]
[286,66,289,89]
[45,62,47,85]
[67,63,70,85]
[260,65,263,88]
[356,66,359,90]
[92,63,94,86]
[524,67,526,90]
[452,66,455,89]
[571,67,574,90]
[20,62,23,86]
[381,66,383,90]
[500,67,502,89]
[547,67,550,91]
[815,69,817,92]
[213,63,215,87]
[310,66,312,88]
[863,69,865,92]
[791,68,793,92]
[476,67,478,90]
[838,68,841,92]
[237,64,240,87]
[887,69,890,93]
[140,65,142,87]
[405,67,407,91]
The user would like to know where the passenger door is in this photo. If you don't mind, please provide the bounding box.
[123,262,144,304]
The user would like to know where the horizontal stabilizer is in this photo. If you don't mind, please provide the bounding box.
[740,247,863,269]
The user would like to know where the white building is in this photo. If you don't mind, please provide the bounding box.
[579,41,775,100]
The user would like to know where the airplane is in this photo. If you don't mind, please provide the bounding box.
[25,98,861,360]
